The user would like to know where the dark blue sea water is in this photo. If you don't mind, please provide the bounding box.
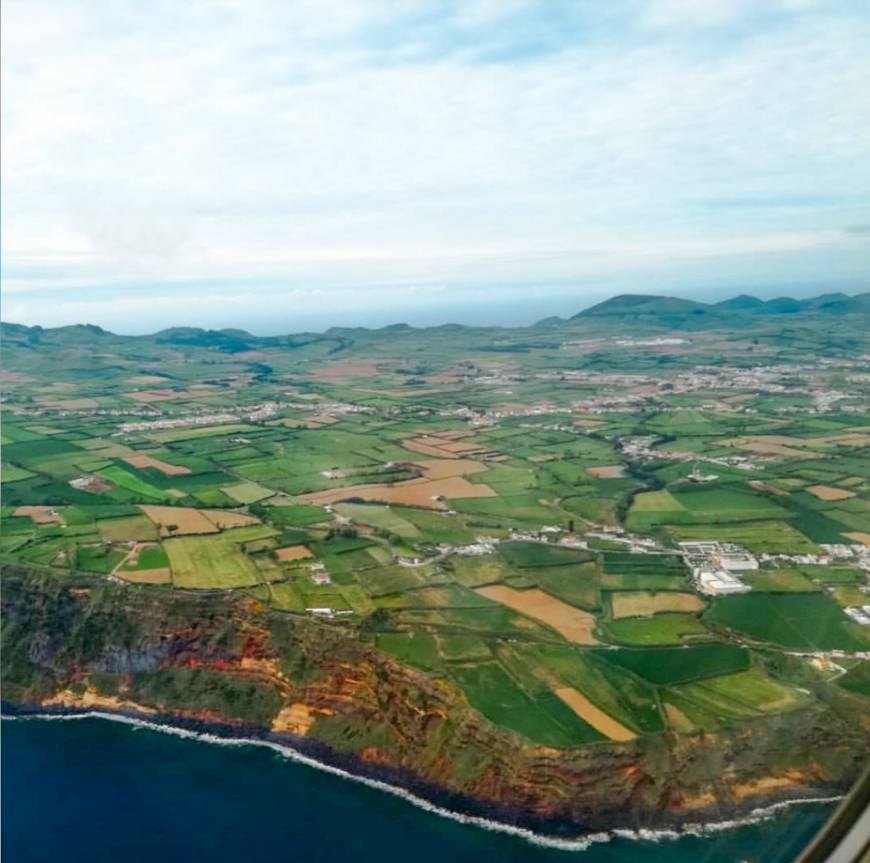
[1,717,835,863]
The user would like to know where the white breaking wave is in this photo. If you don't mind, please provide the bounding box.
[2,711,843,853]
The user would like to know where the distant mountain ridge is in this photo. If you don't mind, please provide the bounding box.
[574,291,870,320]
[2,291,868,343]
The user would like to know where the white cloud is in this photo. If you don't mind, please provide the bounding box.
[2,0,869,328]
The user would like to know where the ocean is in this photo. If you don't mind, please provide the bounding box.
[1,716,836,863]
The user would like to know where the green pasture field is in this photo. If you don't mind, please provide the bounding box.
[165,535,262,589]
[337,584,375,615]
[797,566,865,584]
[376,632,442,671]
[594,644,750,685]
[599,553,688,590]
[837,662,870,697]
[61,506,95,526]
[14,536,74,566]
[263,582,306,611]
[708,593,869,651]
[672,485,788,517]
[451,494,564,525]
[119,544,170,571]
[498,541,593,568]
[220,481,275,504]
[665,521,819,554]
[332,547,380,571]
[401,585,493,609]
[210,446,270,464]
[629,489,683,513]
[2,438,82,462]
[2,425,50,444]
[97,466,174,501]
[0,515,38,535]
[828,509,870,532]
[148,424,254,443]
[193,489,237,507]
[262,505,329,526]
[219,524,280,544]
[1,464,35,483]
[333,503,421,538]
[601,573,687,590]
[559,495,618,524]
[741,569,819,592]
[448,556,510,587]
[296,586,351,611]
[672,669,807,718]
[782,506,859,544]
[76,544,127,574]
[399,508,477,544]
[142,470,237,493]
[603,614,712,646]
[601,552,687,574]
[522,562,600,610]
[310,535,373,555]
[448,662,605,746]
[355,564,430,596]
[643,410,723,436]
[436,634,492,661]
[0,533,34,554]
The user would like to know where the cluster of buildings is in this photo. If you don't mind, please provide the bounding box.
[454,539,499,556]
[619,436,761,471]
[69,474,112,493]
[680,541,758,595]
[284,399,373,416]
[614,337,690,347]
[844,606,870,626]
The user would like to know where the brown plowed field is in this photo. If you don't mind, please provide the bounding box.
[275,545,314,562]
[139,506,220,536]
[408,459,487,479]
[14,506,64,525]
[299,458,495,510]
[553,687,636,741]
[806,484,856,502]
[299,475,496,510]
[610,591,704,619]
[475,585,598,644]
[116,568,171,584]
[402,438,459,458]
[202,510,261,529]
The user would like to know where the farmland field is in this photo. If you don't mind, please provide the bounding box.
[475,585,598,644]
[165,536,262,589]
[709,593,869,651]
[448,662,605,746]
[609,590,704,618]
[595,644,750,684]
[603,614,712,645]
[96,515,160,543]
[2,296,869,785]
[672,669,807,716]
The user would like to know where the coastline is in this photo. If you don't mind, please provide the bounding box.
[1,702,846,852]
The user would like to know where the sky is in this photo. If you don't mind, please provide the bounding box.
[2,0,869,334]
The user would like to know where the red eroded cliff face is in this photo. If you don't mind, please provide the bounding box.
[4,567,868,831]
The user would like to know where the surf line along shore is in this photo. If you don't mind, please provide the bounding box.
[0,704,845,850]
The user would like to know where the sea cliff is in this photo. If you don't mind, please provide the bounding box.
[2,565,866,835]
